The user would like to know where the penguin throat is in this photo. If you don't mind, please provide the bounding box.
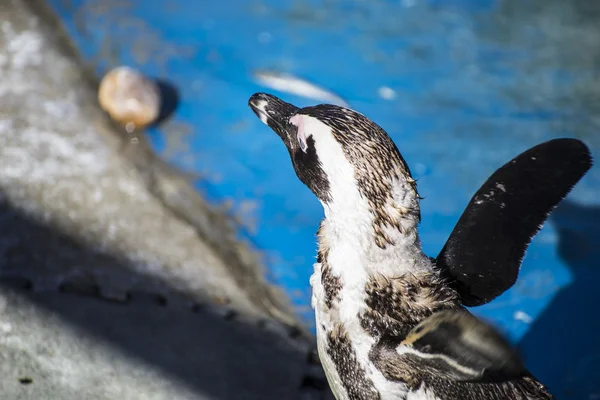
[322,177,421,250]
[320,178,426,279]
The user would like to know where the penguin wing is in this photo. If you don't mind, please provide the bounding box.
[370,310,526,383]
[435,138,593,307]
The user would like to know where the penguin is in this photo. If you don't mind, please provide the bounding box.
[248,92,592,400]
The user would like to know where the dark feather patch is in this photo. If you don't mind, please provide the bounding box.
[292,135,332,203]
[360,273,459,338]
[371,344,554,400]
[436,138,593,306]
[370,310,555,400]
[401,310,526,382]
[316,222,342,309]
[326,326,381,400]
[321,264,342,309]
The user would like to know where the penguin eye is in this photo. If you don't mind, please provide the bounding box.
[298,133,308,152]
[297,127,308,153]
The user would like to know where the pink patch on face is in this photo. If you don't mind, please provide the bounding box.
[289,114,303,129]
[290,114,308,152]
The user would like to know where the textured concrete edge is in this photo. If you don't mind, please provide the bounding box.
[0,284,333,399]
[27,0,303,334]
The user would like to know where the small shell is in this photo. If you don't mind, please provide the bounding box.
[98,66,160,131]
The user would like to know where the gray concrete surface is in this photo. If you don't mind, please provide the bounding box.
[0,0,328,398]
[0,288,322,400]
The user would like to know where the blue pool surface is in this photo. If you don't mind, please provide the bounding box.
[46,0,600,397]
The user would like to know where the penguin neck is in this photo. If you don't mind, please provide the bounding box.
[319,177,431,281]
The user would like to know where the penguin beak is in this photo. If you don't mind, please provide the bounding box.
[248,93,299,149]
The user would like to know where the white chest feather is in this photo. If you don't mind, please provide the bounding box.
[300,113,434,399]
[311,261,406,400]
[310,217,433,400]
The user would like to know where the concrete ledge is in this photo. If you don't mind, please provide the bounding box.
[0,0,326,398]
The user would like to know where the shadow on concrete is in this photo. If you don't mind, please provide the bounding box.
[518,200,600,399]
[0,202,322,400]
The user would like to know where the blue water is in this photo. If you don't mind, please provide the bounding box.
[47,0,600,397]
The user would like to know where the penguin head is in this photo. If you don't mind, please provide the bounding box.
[249,93,418,220]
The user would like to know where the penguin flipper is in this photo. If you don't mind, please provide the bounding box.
[435,138,593,307]
[370,310,526,383]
